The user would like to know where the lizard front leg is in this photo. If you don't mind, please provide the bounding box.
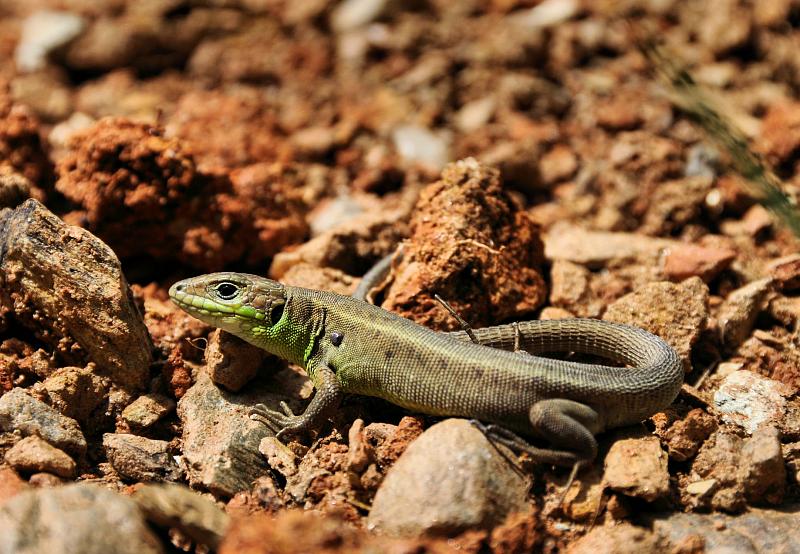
[250,365,342,440]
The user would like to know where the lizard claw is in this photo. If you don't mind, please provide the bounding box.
[249,402,308,439]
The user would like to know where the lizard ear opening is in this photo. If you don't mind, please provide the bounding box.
[270,302,285,325]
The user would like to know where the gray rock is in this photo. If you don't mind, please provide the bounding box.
[714,370,792,434]
[133,483,229,550]
[367,419,531,537]
[0,388,86,457]
[178,370,304,497]
[0,199,153,391]
[15,10,86,72]
[4,435,76,478]
[121,393,175,430]
[687,426,786,512]
[391,125,450,171]
[103,433,180,483]
[740,426,785,505]
[0,483,163,554]
[651,507,800,554]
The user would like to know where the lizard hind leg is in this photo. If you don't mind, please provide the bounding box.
[475,399,601,467]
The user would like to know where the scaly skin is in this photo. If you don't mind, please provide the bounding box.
[169,272,683,466]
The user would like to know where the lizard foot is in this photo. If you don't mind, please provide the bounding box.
[250,402,310,440]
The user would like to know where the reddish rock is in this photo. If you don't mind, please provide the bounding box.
[382,158,546,330]
[0,85,53,200]
[0,468,29,507]
[661,409,718,462]
[662,244,736,282]
[768,254,800,291]
[220,510,454,554]
[759,102,800,163]
[55,119,309,271]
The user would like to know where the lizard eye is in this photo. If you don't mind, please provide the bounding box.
[215,282,239,300]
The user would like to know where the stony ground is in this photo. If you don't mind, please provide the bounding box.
[1,0,800,552]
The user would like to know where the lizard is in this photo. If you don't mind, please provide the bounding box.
[169,272,683,468]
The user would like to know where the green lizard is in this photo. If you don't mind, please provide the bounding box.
[169,272,683,467]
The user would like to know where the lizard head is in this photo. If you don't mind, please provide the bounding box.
[169,272,287,340]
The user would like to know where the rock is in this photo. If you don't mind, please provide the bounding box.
[15,10,86,72]
[539,144,578,185]
[603,436,670,502]
[549,260,603,317]
[559,466,604,522]
[662,243,736,282]
[0,483,163,554]
[740,426,785,505]
[258,436,298,479]
[28,472,65,488]
[686,429,745,512]
[103,433,180,483]
[0,388,87,457]
[391,125,450,171]
[566,523,663,554]
[650,506,800,552]
[367,419,530,537]
[0,169,32,209]
[56,120,309,270]
[768,254,800,292]
[454,97,496,133]
[0,468,30,506]
[603,277,709,370]
[514,0,580,29]
[345,419,370,473]
[4,435,76,478]
[290,126,336,157]
[720,204,773,237]
[697,0,752,56]
[205,330,268,392]
[0,199,153,391]
[331,0,393,32]
[10,71,74,122]
[713,370,792,434]
[662,408,717,462]
[784,442,800,485]
[221,510,446,554]
[121,393,175,430]
[640,176,714,236]
[178,370,303,497]
[760,102,800,163]
[687,426,786,512]
[280,263,356,296]
[133,483,229,550]
[382,158,546,330]
[544,224,672,267]
[41,365,109,425]
[270,190,413,279]
[717,278,773,348]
